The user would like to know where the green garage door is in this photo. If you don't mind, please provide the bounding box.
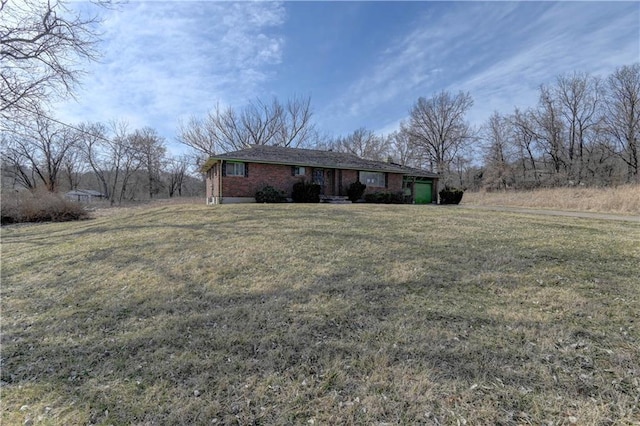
[414,182,432,204]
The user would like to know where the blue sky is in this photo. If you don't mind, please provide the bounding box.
[56,1,640,155]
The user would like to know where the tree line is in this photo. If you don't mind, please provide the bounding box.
[334,64,640,189]
[2,115,202,204]
[1,0,200,203]
[4,64,638,200]
[2,1,638,200]
[178,63,639,190]
[476,65,639,190]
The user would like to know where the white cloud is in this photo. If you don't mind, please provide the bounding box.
[55,1,286,148]
[455,2,640,127]
[322,2,522,134]
[325,2,639,135]
[52,1,638,152]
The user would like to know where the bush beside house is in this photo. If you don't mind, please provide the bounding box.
[292,181,321,203]
[346,181,366,202]
[439,187,464,204]
[364,191,405,204]
[255,186,287,203]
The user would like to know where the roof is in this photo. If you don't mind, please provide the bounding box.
[65,189,105,197]
[201,145,438,178]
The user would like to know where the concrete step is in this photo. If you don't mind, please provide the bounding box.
[320,196,352,204]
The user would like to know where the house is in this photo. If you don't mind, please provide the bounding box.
[64,189,106,203]
[201,145,439,204]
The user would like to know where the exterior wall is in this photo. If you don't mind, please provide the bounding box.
[206,175,212,200]
[206,167,214,200]
[212,164,220,200]
[387,173,403,192]
[204,160,430,203]
[222,163,308,198]
[360,172,404,194]
[340,170,359,194]
[205,164,220,204]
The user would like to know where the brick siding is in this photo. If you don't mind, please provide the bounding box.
[205,161,406,199]
[387,173,403,192]
[222,163,308,198]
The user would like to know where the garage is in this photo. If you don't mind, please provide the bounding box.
[414,181,433,204]
[403,175,438,204]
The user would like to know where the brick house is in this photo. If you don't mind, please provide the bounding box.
[201,145,439,204]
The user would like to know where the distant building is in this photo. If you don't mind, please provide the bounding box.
[64,189,106,203]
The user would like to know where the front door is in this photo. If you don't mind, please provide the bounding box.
[325,169,334,196]
[313,168,324,183]
[312,169,335,196]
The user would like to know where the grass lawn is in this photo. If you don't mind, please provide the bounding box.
[1,203,639,425]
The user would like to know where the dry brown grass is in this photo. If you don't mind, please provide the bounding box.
[1,190,90,224]
[462,184,640,215]
[1,203,639,425]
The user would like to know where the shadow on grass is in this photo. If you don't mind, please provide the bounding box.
[2,204,639,424]
[2,264,603,424]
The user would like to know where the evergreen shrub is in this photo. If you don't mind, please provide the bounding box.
[255,185,287,203]
[439,187,464,204]
[364,191,405,204]
[346,181,366,202]
[292,181,321,203]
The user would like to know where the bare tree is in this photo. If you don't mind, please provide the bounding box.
[131,127,166,199]
[531,85,567,181]
[177,104,251,158]
[1,137,38,190]
[62,145,86,190]
[405,91,475,183]
[387,127,418,166]
[0,0,102,125]
[76,121,112,198]
[481,111,514,190]
[277,96,316,148]
[332,127,389,161]
[177,96,317,156]
[112,124,142,204]
[510,108,541,187]
[166,155,190,197]
[604,63,640,182]
[2,111,78,192]
[176,114,221,160]
[583,131,620,185]
[240,99,282,148]
[76,120,142,205]
[554,72,602,182]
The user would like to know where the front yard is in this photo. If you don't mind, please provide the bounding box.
[1,203,638,424]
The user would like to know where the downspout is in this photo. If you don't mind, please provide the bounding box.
[218,160,223,204]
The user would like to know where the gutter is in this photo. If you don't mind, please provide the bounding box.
[202,156,438,178]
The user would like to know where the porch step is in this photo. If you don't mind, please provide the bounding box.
[320,195,352,204]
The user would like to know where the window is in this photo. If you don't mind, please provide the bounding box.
[292,166,306,176]
[359,171,386,188]
[226,162,245,176]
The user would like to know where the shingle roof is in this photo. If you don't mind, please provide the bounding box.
[202,145,438,178]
